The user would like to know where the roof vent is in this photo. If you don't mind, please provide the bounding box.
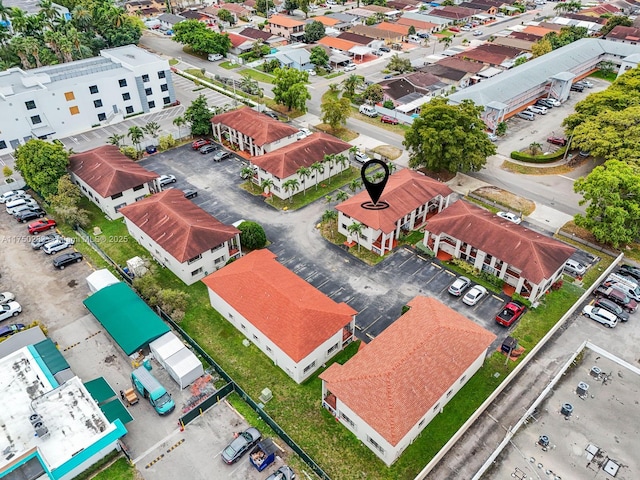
[259,388,272,403]
[590,366,602,378]
[576,382,589,397]
[561,403,573,417]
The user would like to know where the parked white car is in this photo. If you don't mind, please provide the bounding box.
[42,238,73,255]
[344,63,356,72]
[0,190,27,204]
[582,305,617,328]
[0,292,15,304]
[564,259,586,276]
[0,301,21,322]
[463,285,487,306]
[296,128,312,140]
[497,211,522,224]
[526,105,548,115]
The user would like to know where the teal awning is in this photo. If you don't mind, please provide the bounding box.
[85,377,116,404]
[32,339,70,375]
[100,399,134,424]
[83,282,170,356]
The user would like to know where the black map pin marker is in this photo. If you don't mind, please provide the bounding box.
[361,159,390,210]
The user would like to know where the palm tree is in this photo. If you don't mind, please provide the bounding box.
[261,178,274,196]
[310,161,324,190]
[439,36,453,51]
[325,194,333,204]
[373,171,385,182]
[11,36,33,69]
[9,7,29,34]
[283,178,300,203]
[387,162,397,174]
[322,209,338,239]
[143,121,161,141]
[107,133,126,147]
[335,153,348,173]
[529,142,542,156]
[0,0,11,22]
[328,83,340,93]
[348,178,362,193]
[173,116,186,139]
[38,0,60,25]
[128,126,144,152]
[347,222,364,252]
[241,166,255,181]
[335,190,348,202]
[296,166,311,195]
[71,5,92,30]
[323,154,335,184]
[342,74,363,98]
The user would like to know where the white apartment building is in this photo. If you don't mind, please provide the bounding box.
[0,45,176,153]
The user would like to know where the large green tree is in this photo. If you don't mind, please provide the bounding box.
[49,174,90,227]
[403,97,496,173]
[362,84,384,104]
[386,54,412,73]
[172,19,231,55]
[573,159,640,247]
[304,20,325,43]
[238,221,267,249]
[310,46,328,69]
[272,67,311,111]
[14,139,69,198]
[321,96,351,130]
[184,94,213,136]
[600,15,632,37]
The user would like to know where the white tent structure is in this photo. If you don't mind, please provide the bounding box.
[86,269,119,293]
[150,332,204,389]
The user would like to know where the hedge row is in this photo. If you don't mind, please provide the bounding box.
[510,147,567,163]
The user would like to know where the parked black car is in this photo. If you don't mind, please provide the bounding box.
[199,144,218,154]
[570,84,584,92]
[594,297,629,322]
[53,251,83,269]
[221,427,261,464]
[183,189,198,199]
[15,208,46,223]
[619,264,640,281]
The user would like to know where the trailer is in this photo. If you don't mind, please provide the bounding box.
[249,438,279,472]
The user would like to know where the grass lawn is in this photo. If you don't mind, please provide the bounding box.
[239,68,275,84]
[169,58,179,66]
[590,70,616,82]
[265,168,360,211]
[501,160,573,176]
[91,457,137,480]
[319,220,389,266]
[220,61,241,70]
[464,195,500,214]
[399,230,424,247]
[352,108,411,134]
[263,99,306,119]
[314,124,359,141]
[326,72,344,80]
[184,68,208,80]
[472,186,536,216]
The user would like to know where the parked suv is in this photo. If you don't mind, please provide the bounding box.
[594,298,629,322]
[199,144,218,154]
[582,305,618,328]
[516,111,535,121]
[526,105,548,115]
[359,105,378,117]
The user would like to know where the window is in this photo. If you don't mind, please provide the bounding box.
[460,375,466,384]
[158,70,166,79]
[142,74,150,82]
[135,195,145,202]
[163,96,171,105]
[148,101,155,109]
[161,84,169,92]
[119,79,127,87]
[69,106,80,115]
[111,192,123,200]
[446,390,453,398]
[122,92,131,101]
[31,115,42,125]
[145,87,152,96]
[214,256,225,264]
[341,224,347,230]
[191,267,203,276]
[97,113,106,121]
[433,403,440,412]
[0,141,6,150]
[340,412,355,427]
[252,334,259,341]
[266,345,272,353]
[240,324,246,330]
[418,418,425,427]
[133,184,144,191]
[211,243,224,252]
[303,360,316,374]
[25,100,36,110]
[187,254,202,265]
[89,85,98,94]
[114,203,126,212]
[367,436,385,454]
[126,106,134,114]
[228,313,234,320]
[327,343,339,355]
[64,91,75,101]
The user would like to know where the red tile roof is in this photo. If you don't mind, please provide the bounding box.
[119,189,239,263]
[377,21,410,35]
[313,15,340,26]
[211,106,299,147]
[336,169,453,233]
[397,17,438,30]
[250,133,351,178]
[318,36,358,52]
[226,32,251,48]
[320,296,495,446]
[202,250,357,362]
[606,25,640,41]
[268,14,304,28]
[69,145,158,198]
[425,200,576,283]
[436,56,484,73]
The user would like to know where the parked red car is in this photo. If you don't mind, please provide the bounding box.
[191,139,211,150]
[449,26,460,32]
[380,115,399,125]
[496,301,526,327]
[547,136,567,146]
[28,219,57,235]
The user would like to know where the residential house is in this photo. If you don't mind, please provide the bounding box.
[266,15,305,41]
[318,36,359,56]
[386,0,422,11]
[120,189,241,285]
[348,8,379,21]
[377,21,410,37]
[221,2,254,20]
[68,145,158,220]
[320,296,496,466]
[125,0,165,16]
[226,32,254,56]
[458,1,498,14]
[378,71,447,105]
[455,43,524,67]
[158,12,185,29]
[492,36,535,52]
[336,169,453,256]
[605,25,640,44]
[312,15,342,29]
[402,13,453,29]
[337,31,376,46]
[397,15,439,34]
[421,56,485,88]
[581,3,620,16]
[550,15,605,35]
[351,24,404,44]
[325,11,359,29]
[247,133,351,200]
[429,5,480,23]
[423,200,576,302]
[268,48,314,72]
[509,31,546,42]
[211,106,298,156]
[239,27,286,46]
[362,4,402,20]
[202,249,357,383]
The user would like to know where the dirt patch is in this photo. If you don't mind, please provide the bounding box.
[416,168,456,182]
[473,186,536,215]
[500,159,589,176]
[314,124,359,141]
[371,145,402,160]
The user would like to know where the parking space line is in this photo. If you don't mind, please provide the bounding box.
[398,257,413,268]
[443,270,456,277]
[431,262,442,269]
[410,266,425,276]
[363,315,383,332]
[365,332,375,340]
[328,287,343,298]
[491,294,504,302]
[132,427,183,465]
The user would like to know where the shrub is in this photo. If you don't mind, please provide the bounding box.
[2,165,13,178]
[415,242,435,256]
[120,146,141,160]
[479,270,505,289]
[158,134,176,151]
[238,221,267,250]
[383,100,394,109]
[401,305,410,315]
[510,147,566,163]
[451,257,478,276]
[512,292,532,308]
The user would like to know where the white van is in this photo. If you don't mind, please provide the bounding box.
[359,105,378,117]
[408,34,422,43]
[6,197,36,213]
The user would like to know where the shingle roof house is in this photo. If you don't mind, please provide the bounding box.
[321,296,496,465]
[202,250,357,383]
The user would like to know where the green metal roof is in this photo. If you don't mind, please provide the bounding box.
[85,377,116,404]
[100,399,134,424]
[32,338,70,375]
[83,282,170,356]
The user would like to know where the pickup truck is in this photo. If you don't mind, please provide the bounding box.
[593,285,638,312]
[249,438,279,472]
[496,301,526,327]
